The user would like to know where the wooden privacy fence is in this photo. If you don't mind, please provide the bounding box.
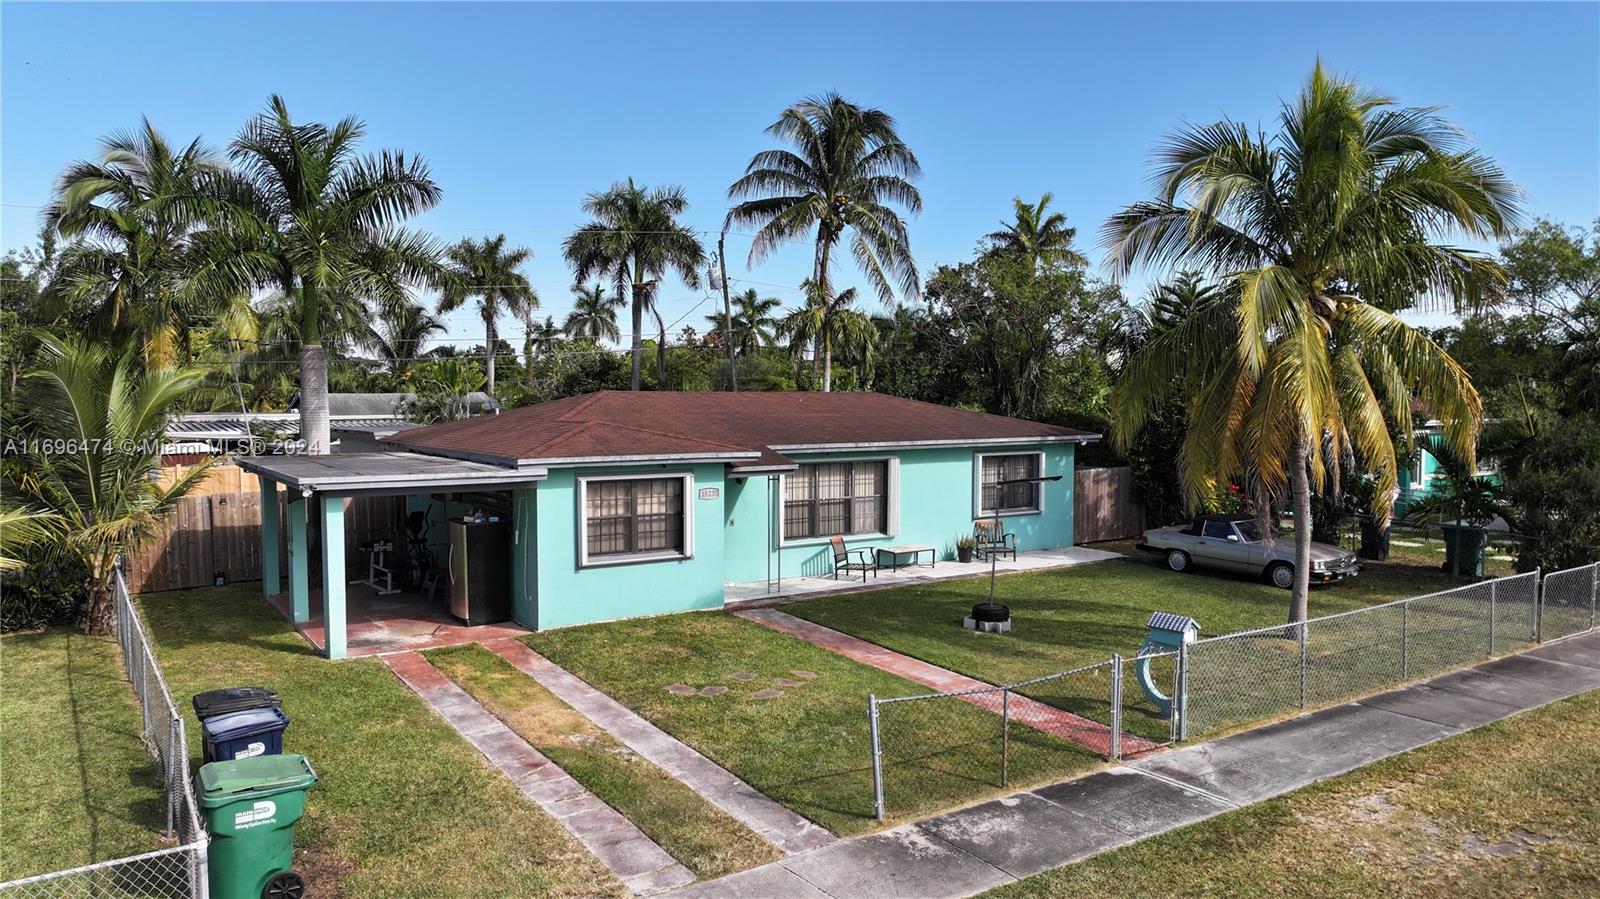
[1073,466,1146,544]
[127,463,406,593]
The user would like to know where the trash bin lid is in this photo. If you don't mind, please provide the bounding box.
[192,686,281,719]
[201,707,290,741]
[199,754,316,803]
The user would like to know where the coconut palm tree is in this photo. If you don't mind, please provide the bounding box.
[779,280,875,391]
[45,119,231,366]
[563,180,705,390]
[985,193,1087,272]
[726,93,922,333]
[563,282,623,343]
[3,336,214,634]
[198,95,443,453]
[365,298,446,382]
[0,507,59,572]
[1105,62,1519,625]
[438,235,538,394]
[706,288,782,355]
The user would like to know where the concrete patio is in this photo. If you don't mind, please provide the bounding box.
[723,545,1123,606]
[264,584,528,658]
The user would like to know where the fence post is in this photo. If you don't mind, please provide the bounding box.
[1591,564,1598,632]
[1488,579,1498,656]
[1534,567,1543,643]
[1000,688,1010,787]
[166,715,180,838]
[1176,643,1190,741]
[1298,620,1309,711]
[1401,601,1410,680]
[868,695,884,821]
[1109,654,1122,761]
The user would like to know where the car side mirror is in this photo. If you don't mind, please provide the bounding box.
[1226,534,1240,543]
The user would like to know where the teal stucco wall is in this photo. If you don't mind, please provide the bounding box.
[530,463,728,629]
[721,443,1077,583]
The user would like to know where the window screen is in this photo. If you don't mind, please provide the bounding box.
[585,477,684,559]
[784,461,889,538]
[980,454,1041,513]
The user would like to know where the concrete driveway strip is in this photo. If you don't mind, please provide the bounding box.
[483,638,836,855]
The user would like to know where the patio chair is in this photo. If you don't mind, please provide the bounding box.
[830,535,878,582]
[974,519,1017,562]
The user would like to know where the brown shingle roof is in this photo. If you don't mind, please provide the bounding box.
[386,391,1100,468]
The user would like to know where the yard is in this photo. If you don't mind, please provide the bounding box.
[982,688,1600,898]
[135,584,622,898]
[0,629,165,880]
[523,612,1104,836]
[787,540,1492,688]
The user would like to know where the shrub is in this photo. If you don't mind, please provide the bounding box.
[0,548,88,632]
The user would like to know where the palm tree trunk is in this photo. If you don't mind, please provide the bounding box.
[823,334,833,393]
[299,344,331,454]
[630,265,644,391]
[484,311,498,395]
[82,563,115,637]
[1288,433,1313,627]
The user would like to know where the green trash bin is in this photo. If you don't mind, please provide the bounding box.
[198,753,317,899]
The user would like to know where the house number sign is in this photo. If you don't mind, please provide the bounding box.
[698,487,720,500]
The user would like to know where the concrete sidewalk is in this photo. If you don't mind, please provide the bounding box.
[669,630,1600,899]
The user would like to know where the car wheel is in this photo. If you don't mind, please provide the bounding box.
[1166,549,1192,573]
[1267,562,1294,589]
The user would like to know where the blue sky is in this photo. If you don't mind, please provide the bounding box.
[3,1,1596,344]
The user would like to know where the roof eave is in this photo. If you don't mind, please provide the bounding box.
[768,434,1101,452]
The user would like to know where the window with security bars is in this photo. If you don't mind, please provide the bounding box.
[784,460,889,539]
[585,477,685,559]
[980,453,1042,514]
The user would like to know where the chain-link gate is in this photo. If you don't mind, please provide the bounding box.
[1541,562,1599,642]
[1,570,209,898]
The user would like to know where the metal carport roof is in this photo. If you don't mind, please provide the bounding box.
[237,452,546,495]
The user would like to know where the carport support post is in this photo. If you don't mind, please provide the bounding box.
[288,498,310,623]
[260,477,280,596]
[321,495,347,660]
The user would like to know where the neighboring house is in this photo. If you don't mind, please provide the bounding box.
[240,391,1100,657]
[1394,422,1502,517]
[163,392,494,460]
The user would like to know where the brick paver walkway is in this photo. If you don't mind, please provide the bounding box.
[383,651,695,895]
[483,638,836,855]
[733,609,1158,757]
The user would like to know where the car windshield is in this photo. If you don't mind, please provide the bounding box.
[1234,520,1267,542]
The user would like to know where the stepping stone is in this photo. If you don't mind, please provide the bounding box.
[730,672,757,682]
[666,684,697,696]
[698,685,729,697]
[773,678,806,688]
[790,670,819,679]
[751,689,785,699]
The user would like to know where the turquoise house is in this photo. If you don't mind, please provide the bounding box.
[242,391,1098,657]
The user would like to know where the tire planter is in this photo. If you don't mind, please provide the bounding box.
[970,602,1011,623]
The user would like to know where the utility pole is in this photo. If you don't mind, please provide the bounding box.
[718,230,738,391]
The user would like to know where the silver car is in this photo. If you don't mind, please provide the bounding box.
[1137,514,1360,588]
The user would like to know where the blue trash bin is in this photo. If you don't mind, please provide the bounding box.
[202,707,290,763]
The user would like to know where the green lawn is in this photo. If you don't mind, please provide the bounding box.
[788,542,1473,690]
[425,644,780,879]
[0,629,165,880]
[982,689,1600,898]
[138,585,622,898]
[523,612,1104,836]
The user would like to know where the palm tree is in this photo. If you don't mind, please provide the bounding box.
[985,193,1087,271]
[1106,62,1519,626]
[365,298,446,381]
[45,119,230,366]
[199,95,443,453]
[727,93,922,346]
[1144,271,1226,335]
[779,280,876,391]
[563,282,623,343]
[3,336,214,634]
[706,288,782,355]
[526,314,560,361]
[438,235,538,394]
[563,180,705,390]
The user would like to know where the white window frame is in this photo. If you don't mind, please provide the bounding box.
[973,450,1047,518]
[576,471,696,568]
[776,456,899,546]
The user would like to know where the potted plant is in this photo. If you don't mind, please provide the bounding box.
[954,534,976,564]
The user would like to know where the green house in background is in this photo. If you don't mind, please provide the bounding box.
[243,392,1100,657]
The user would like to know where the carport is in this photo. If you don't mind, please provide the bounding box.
[238,452,546,659]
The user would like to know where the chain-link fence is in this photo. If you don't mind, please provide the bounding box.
[1541,562,1599,642]
[868,563,1597,817]
[1,570,209,898]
